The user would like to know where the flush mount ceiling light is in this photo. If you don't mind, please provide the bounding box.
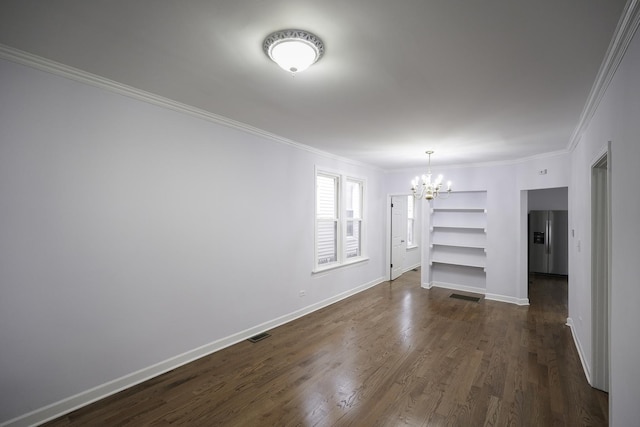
[263,29,325,74]
[411,151,452,200]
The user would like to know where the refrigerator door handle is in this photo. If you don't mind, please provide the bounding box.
[546,219,552,254]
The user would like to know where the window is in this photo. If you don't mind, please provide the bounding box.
[407,195,415,247]
[316,173,338,266]
[315,170,366,270]
[345,179,363,258]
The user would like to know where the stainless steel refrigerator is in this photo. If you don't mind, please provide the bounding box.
[528,210,568,275]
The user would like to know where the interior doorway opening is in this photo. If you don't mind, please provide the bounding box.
[524,187,569,307]
[526,188,569,270]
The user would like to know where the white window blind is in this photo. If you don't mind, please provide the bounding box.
[316,174,338,266]
[315,170,366,271]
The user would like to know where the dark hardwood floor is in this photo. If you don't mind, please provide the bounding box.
[44,271,607,426]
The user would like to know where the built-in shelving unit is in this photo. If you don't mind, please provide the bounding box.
[428,191,487,292]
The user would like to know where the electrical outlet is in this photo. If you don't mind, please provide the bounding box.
[299,290,306,297]
[538,169,548,175]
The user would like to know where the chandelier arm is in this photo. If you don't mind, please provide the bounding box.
[409,150,452,200]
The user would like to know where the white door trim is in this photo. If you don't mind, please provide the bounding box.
[590,141,611,394]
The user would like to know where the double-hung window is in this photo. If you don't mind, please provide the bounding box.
[345,179,363,259]
[407,195,415,247]
[315,169,366,271]
[316,173,339,266]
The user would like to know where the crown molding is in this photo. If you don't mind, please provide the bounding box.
[385,148,571,173]
[443,148,572,170]
[568,0,640,151]
[0,44,380,171]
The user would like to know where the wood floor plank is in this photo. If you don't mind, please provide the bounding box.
[42,271,607,426]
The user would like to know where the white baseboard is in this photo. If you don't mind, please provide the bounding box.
[485,293,530,306]
[1,276,386,427]
[566,317,591,385]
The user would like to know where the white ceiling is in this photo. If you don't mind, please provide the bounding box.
[0,0,627,169]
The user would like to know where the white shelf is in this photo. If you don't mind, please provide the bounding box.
[431,243,486,250]
[427,190,488,290]
[431,225,486,231]
[431,208,486,213]
[430,191,487,210]
[431,259,486,269]
[430,245,486,268]
[431,210,486,229]
[431,227,486,248]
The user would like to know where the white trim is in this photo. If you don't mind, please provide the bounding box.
[345,176,367,263]
[590,143,610,169]
[589,142,611,394]
[429,281,486,296]
[311,256,370,274]
[568,0,640,151]
[485,293,530,306]
[422,282,530,306]
[0,275,386,427]
[313,167,368,272]
[518,190,530,310]
[0,44,380,172]
[407,194,416,247]
[566,317,592,385]
[385,149,571,173]
[314,169,341,270]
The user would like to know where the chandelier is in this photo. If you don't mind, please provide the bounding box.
[411,151,452,200]
[263,29,325,74]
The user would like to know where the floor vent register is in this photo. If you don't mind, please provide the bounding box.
[247,332,271,343]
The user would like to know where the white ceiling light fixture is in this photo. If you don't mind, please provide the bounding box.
[411,151,452,200]
[263,29,325,74]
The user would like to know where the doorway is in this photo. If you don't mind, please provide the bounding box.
[518,187,569,305]
[526,188,569,273]
[591,151,610,392]
[390,195,407,280]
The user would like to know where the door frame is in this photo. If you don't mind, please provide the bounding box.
[591,142,611,393]
[386,194,413,281]
[519,187,569,304]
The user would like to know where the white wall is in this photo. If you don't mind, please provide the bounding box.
[568,26,640,426]
[528,187,568,211]
[0,58,387,424]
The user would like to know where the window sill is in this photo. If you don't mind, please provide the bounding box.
[407,245,419,250]
[312,256,370,274]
